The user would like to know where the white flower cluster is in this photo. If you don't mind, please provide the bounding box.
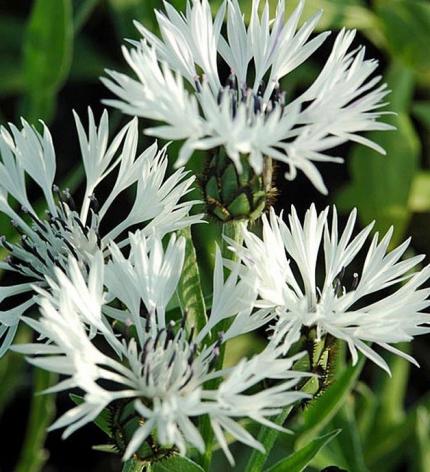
[13,231,310,463]
[0,109,200,355]
[0,107,312,463]
[0,0,428,468]
[103,0,393,193]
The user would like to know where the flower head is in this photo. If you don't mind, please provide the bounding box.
[13,232,310,464]
[231,206,430,373]
[0,108,201,355]
[102,0,393,194]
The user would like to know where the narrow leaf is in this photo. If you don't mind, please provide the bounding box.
[122,458,145,472]
[294,357,364,447]
[330,401,368,472]
[15,369,57,472]
[152,456,205,472]
[246,407,294,472]
[21,0,73,123]
[177,227,207,334]
[415,406,430,472]
[265,429,341,472]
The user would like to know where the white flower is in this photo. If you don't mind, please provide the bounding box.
[196,243,270,343]
[104,230,186,335]
[231,206,430,373]
[13,234,310,464]
[0,108,201,355]
[102,0,393,193]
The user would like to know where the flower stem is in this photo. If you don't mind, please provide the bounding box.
[15,369,57,472]
[197,220,243,470]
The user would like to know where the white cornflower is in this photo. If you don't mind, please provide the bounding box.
[102,0,393,193]
[231,206,430,373]
[14,232,310,464]
[0,108,201,355]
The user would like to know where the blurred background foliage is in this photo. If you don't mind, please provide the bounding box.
[0,0,429,471]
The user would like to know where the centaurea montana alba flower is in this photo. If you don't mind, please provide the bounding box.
[0,108,201,355]
[230,205,430,374]
[13,231,311,465]
[102,0,393,194]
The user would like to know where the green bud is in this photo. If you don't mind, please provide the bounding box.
[201,150,276,222]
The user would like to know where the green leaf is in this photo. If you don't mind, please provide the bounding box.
[265,429,341,472]
[360,345,410,465]
[92,444,118,453]
[246,407,294,472]
[374,342,410,428]
[336,63,419,245]
[294,357,365,448]
[329,401,368,472]
[409,171,430,213]
[177,227,207,334]
[354,382,378,443]
[15,369,57,472]
[375,0,430,73]
[21,0,73,123]
[365,394,430,470]
[70,393,112,438]
[152,456,205,472]
[122,458,145,472]
[415,407,430,472]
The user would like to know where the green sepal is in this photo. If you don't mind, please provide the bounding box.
[227,192,251,217]
[221,163,239,202]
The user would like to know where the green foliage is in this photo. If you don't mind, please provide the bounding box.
[152,456,205,472]
[122,458,145,472]
[246,407,294,472]
[336,63,420,245]
[415,407,430,472]
[265,429,341,472]
[294,357,365,448]
[21,0,73,123]
[177,227,208,334]
[15,369,57,472]
[375,0,430,74]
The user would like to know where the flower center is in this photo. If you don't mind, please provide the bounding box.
[1,186,100,281]
[197,73,286,120]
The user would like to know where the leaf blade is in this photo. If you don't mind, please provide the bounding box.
[265,429,341,472]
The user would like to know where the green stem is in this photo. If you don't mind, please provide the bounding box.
[15,369,57,472]
[177,227,207,334]
[197,221,243,470]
